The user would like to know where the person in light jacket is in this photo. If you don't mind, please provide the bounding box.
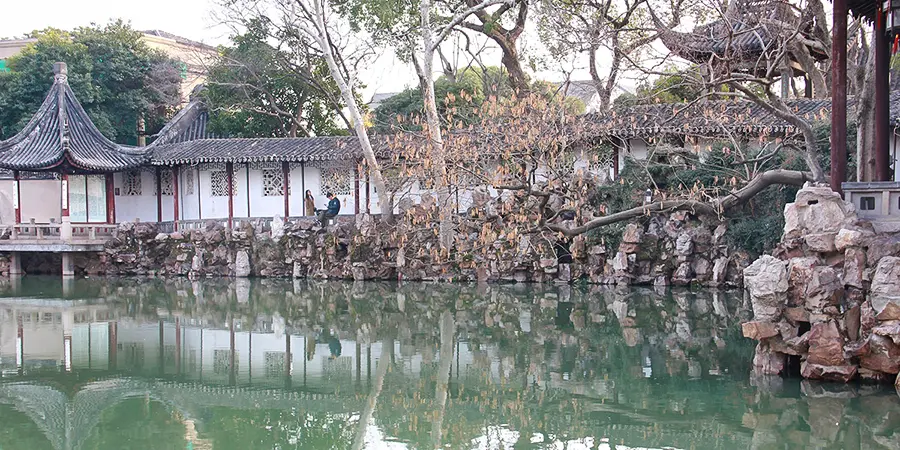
[305,190,316,216]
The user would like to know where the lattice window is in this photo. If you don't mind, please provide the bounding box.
[262,169,287,197]
[320,167,352,196]
[160,170,174,196]
[213,349,238,374]
[183,168,195,195]
[210,171,237,197]
[122,171,142,196]
[264,351,286,378]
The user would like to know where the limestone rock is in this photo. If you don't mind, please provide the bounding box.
[271,216,285,239]
[858,335,900,374]
[804,233,836,253]
[752,343,785,375]
[842,247,866,289]
[834,228,862,251]
[804,266,843,311]
[675,232,693,256]
[621,223,643,244]
[235,250,251,277]
[783,184,856,238]
[806,321,847,367]
[742,321,780,340]
[712,257,729,286]
[870,257,900,320]
[743,255,789,320]
[800,362,857,383]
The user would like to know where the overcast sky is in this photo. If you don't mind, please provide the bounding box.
[2,0,636,100]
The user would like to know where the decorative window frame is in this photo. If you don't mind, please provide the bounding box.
[262,168,288,197]
[159,170,174,196]
[210,170,237,197]
[122,170,142,196]
[182,167,195,195]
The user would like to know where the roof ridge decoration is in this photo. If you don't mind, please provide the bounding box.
[0,62,149,172]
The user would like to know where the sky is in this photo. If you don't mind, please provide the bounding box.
[1,0,636,101]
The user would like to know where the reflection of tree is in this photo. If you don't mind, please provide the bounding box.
[201,408,355,449]
[351,336,393,450]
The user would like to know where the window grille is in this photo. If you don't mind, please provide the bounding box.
[264,352,286,378]
[211,171,237,197]
[183,168,195,195]
[860,197,876,211]
[262,168,287,197]
[123,171,142,196]
[320,167,352,196]
[160,170,174,196]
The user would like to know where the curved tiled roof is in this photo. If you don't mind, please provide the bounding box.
[0,63,150,172]
[150,136,361,165]
[585,97,839,139]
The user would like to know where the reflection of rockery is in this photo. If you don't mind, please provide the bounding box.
[742,185,900,385]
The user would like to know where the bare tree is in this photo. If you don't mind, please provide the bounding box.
[216,0,394,218]
[538,0,686,111]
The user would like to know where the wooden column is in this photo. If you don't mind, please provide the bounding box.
[175,317,182,375]
[875,8,892,182]
[196,167,202,221]
[105,173,116,224]
[830,0,848,193]
[108,321,118,370]
[173,167,180,231]
[61,173,69,218]
[245,163,251,218]
[282,161,291,219]
[300,162,306,211]
[355,161,361,214]
[155,167,163,222]
[229,315,236,386]
[13,170,20,224]
[226,162,234,229]
[365,166,371,214]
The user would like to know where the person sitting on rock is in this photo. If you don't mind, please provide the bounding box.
[317,192,341,225]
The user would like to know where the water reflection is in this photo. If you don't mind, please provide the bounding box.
[0,277,897,449]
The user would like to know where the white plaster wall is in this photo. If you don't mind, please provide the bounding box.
[628,139,649,161]
[179,167,202,221]
[247,168,287,218]
[892,133,900,181]
[114,171,159,223]
[19,180,61,223]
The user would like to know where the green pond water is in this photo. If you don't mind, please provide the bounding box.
[0,277,897,450]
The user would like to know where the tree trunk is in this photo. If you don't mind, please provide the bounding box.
[312,0,393,220]
[420,0,454,250]
[856,33,877,182]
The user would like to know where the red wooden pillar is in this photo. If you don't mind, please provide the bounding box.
[155,167,163,223]
[61,173,70,218]
[13,170,20,224]
[105,173,116,224]
[173,166,180,231]
[282,161,290,219]
[830,0,848,193]
[875,7,892,182]
[226,162,235,229]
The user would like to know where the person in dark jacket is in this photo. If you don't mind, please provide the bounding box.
[317,192,341,224]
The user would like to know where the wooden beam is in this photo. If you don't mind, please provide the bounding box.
[173,166,180,231]
[226,162,234,229]
[830,0,848,193]
[282,161,290,219]
[875,7,892,181]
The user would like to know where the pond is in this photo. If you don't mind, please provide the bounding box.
[0,277,897,449]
